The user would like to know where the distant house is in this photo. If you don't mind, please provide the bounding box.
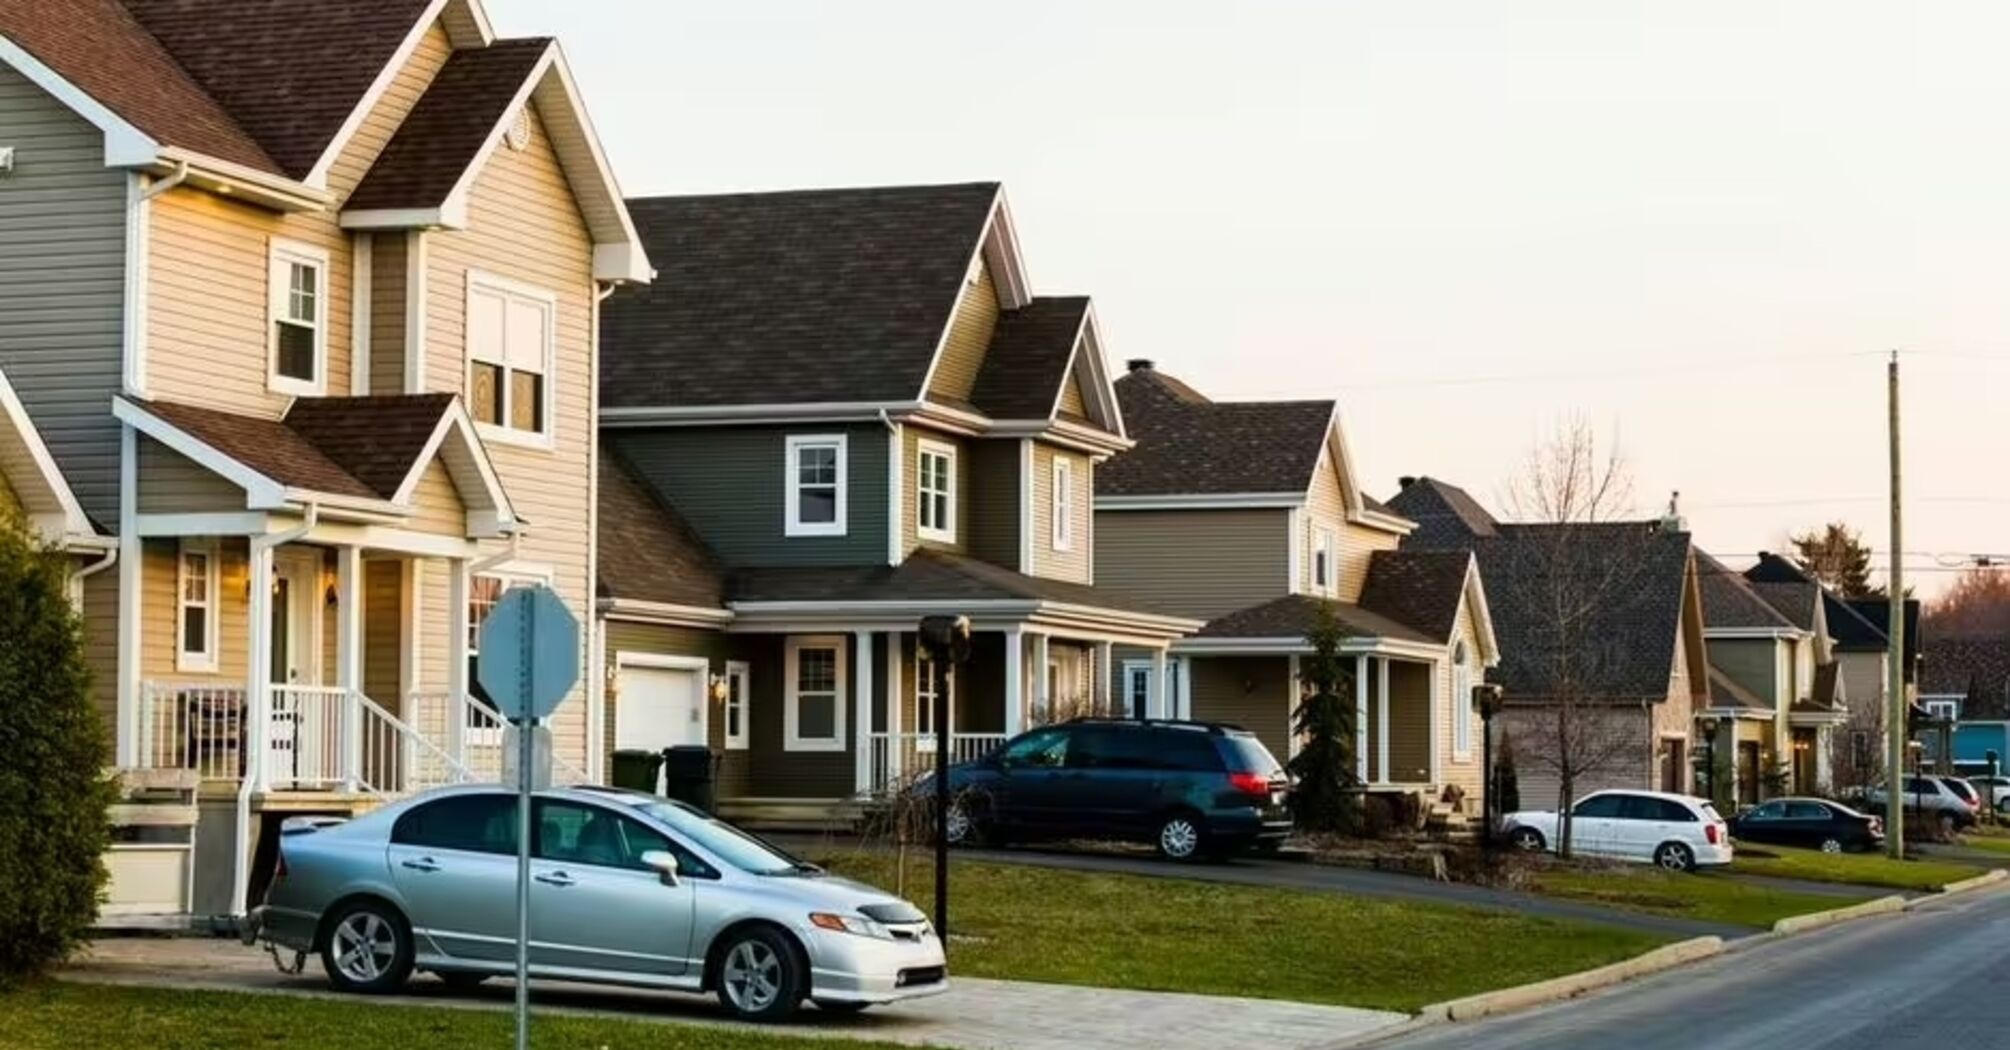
[1920,636,2010,775]
[1385,478,1708,807]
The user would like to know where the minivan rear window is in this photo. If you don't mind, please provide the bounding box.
[1218,733,1283,776]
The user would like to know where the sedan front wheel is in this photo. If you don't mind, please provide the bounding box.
[715,927,806,1022]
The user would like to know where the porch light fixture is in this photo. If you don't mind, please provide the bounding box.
[707,674,730,704]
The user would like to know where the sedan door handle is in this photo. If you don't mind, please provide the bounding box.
[533,871,575,888]
[400,857,440,873]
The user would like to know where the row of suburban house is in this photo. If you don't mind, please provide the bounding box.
[0,0,1927,924]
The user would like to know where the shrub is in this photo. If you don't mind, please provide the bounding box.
[1288,605,1360,833]
[0,511,114,983]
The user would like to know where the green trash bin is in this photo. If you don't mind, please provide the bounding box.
[611,749,664,793]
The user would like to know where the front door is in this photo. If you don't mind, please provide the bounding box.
[265,554,321,786]
[617,663,706,791]
[1738,742,1762,805]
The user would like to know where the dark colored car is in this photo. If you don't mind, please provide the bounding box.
[921,719,1291,860]
[1729,797,1884,853]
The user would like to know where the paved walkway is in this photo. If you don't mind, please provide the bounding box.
[66,937,1405,1050]
[776,836,1756,940]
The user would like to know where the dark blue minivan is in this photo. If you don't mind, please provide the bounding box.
[924,719,1292,860]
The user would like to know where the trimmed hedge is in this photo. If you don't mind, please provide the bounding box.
[0,511,114,983]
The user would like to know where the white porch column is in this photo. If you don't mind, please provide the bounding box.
[1377,659,1391,785]
[445,558,469,764]
[1030,632,1051,725]
[335,546,363,792]
[1354,655,1369,784]
[115,425,140,766]
[1095,641,1114,715]
[1148,646,1169,719]
[885,632,903,780]
[247,543,274,793]
[854,629,874,793]
[1003,629,1026,735]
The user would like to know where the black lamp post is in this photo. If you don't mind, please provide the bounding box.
[918,614,972,943]
[1476,684,1504,852]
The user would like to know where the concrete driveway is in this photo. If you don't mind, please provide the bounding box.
[65,937,1406,1050]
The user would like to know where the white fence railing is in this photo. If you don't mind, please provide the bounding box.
[138,682,248,781]
[265,684,352,790]
[863,732,1008,795]
[357,693,480,797]
[406,691,590,786]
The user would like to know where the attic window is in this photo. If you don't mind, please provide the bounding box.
[505,108,532,152]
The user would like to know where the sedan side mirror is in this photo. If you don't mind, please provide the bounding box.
[639,849,680,887]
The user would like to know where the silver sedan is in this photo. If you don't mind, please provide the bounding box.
[246,785,947,1021]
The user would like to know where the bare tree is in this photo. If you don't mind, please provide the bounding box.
[1495,419,1663,858]
[1925,567,2010,638]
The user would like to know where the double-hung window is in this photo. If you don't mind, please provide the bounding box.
[176,540,218,672]
[916,440,956,543]
[467,272,556,446]
[723,661,750,750]
[1312,527,1334,595]
[1051,457,1075,550]
[914,648,944,751]
[784,636,846,751]
[268,239,328,396]
[785,434,847,537]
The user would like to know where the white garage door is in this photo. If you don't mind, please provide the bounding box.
[616,665,706,753]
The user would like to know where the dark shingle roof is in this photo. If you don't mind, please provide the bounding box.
[1696,551,1796,630]
[133,395,458,501]
[596,447,724,610]
[1707,666,1771,713]
[603,184,1001,410]
[967,297,1088,420]
[1921,637,2010,719]
[728,548,1179,618]
[1849,598,1920,682]
[1195,594,1434,644]
[1822,591,1889,652]
[1101,367,1334,497]
[345,39,551,212]
[118,0,433,179]
[1384,476,1499,548]
[1748,581,1820,632]
[1358,550,1473,641]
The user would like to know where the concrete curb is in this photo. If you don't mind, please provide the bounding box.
[1770,894,1907,935]
[1909,866,2008,907]
[1416,935,1725,1025]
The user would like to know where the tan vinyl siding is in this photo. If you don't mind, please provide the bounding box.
[361,559,403,707]
[420,101,597,770]
[962,439,1020,568]
[325,23,453,191]
[135,437,245,513]
[1189,656,1293,762]
[1029,443,1089,583]
[924,262,998,404]
[1058,360,1088,416]
[140,537,250,682]
[1094,508,1289,621]
[407,459,466,536]
[1436,598,1486,801]
[0,62,128,523]
[901,426,968,555]
[368,232,409,396]
[0,475,17,514]
[1386,660,1432,784]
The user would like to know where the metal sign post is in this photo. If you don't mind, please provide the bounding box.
[476,585,579,1050]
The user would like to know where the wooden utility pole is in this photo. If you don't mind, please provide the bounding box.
[1886,352,1906,859]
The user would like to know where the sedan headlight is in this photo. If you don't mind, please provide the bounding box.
[809,911,896,940]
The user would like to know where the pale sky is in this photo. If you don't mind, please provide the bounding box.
[490,0,2010,594]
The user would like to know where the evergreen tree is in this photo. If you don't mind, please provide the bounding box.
[0,510,114,982]
[1789,522,1876,598]
[1288,604,1360,833]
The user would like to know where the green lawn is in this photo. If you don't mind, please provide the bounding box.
[1528,868,1844,928]
[0,982,907,1050]
[814,851,1668,1013]
[1956,836,2010,855]
[1732,846,1982,891]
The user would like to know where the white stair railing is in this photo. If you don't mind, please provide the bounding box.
[407,691,591,786]
[355,693,480,798]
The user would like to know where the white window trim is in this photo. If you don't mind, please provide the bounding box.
[724,660,751,750]
[1451,640,1474,760]
[465,269,558,451]
[1051,456,1075,551]
[784,635,848,752]
[468,564,555,656]
[175,539,219,672]
[784,434,848,538]
[267,238,330,397]
[1312,526,1334,596]
[1121,658,1188,719]
[914,647,946,750]
[915,438,957,544]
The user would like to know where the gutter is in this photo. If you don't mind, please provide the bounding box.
[139,160,190,201]
[232,504,318,919]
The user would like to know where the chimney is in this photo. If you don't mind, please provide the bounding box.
[1126,358,1154,373]
[1658,491,1686,532]
[1398,476,1418,490]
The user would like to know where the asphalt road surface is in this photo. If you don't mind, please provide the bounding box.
[1376,883,2010,1050]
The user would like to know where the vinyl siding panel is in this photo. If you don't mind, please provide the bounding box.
[1190,655,1294,762]
[406,459,466,536]
[1094,508,1290,621]
[902,425,968,555]
[1710,638,1779,707]
[367,232,409,396]
[1029,442,1089,583]
[140,537,250,682]
[1058,360,1088,416]
[962,439,1020,568]
[135,436,245,513]
[601,620,744,797]
[1387,659,1432,784]
[742,634,857,799]
[608,425,890,569]
[924,262,998,404]
[325,23,452,192]
[1437,599,1485,801]
[361,559,402,707]
[0,63,128,524]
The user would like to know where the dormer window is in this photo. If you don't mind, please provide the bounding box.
[268,239,328,396]
[786,434,847,537]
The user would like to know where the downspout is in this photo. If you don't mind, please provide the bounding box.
[74,544,118,580]
[232,504,319,920]
[141,161,190,201]
[470,528,523,577]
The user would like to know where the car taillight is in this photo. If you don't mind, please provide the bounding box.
[273,849,288,881]
[1228,772,1272,798]
[1705,824,1722,845]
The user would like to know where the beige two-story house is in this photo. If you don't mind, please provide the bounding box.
[0,0,648,918]
[1094,364,1500,813]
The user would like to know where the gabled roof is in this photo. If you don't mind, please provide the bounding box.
[344,38,550,212]
[0,364,95,543]
[1385,476,1499,545]
[604,183,1005,410]
[968,296,1090,420]
[1822,590,1890,652]
[1696,550,1797,630]
[1101,366,1336,498]
[1848,597,1920,680]
[1922,636,2010,720]
[596,446,724,611]
[1359,549,1475,641]
[1193,594,1434,644]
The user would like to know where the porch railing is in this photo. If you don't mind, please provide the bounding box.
[406,691,591,786]
[265,685,354,790]
[137,682,248,781]
[863,732,1009,795]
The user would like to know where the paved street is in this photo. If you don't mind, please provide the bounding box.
[67,936,1404,1050]
[1373,883,2010,1050]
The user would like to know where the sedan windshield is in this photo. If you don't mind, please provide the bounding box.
[632,800,811,876]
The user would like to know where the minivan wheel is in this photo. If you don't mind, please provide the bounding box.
[1654,842,1696,872]
[1157,813,1205,861]
[1510,827,1546,852]
[1819,837,1844,854]
[715,927,806,1022]
[1936,813,1956,839]
[944,800,975,845]
[320,900,414,994]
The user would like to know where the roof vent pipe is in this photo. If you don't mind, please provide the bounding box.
[1398,476,1418,490]
[1126,358,1154,373]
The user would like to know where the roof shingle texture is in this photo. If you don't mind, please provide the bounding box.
[1385,476,1498,546]
[1195,594,1434,644]
[118,0,433,178]
[1707,666,1770,713]
[603,184,1000,409]
[728,548,1178,618]
[1357,550,1473,641]
[1696,551,1796,630]
[134,395,455,501]
[1821,591,1889,652]
[596,447,725,609]
[967,297,1088,420]
[1100,368,1334,497]
[1921,637,2010,720]
[345,39,551,212]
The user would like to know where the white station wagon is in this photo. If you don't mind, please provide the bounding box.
[1503,789,1732,871]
